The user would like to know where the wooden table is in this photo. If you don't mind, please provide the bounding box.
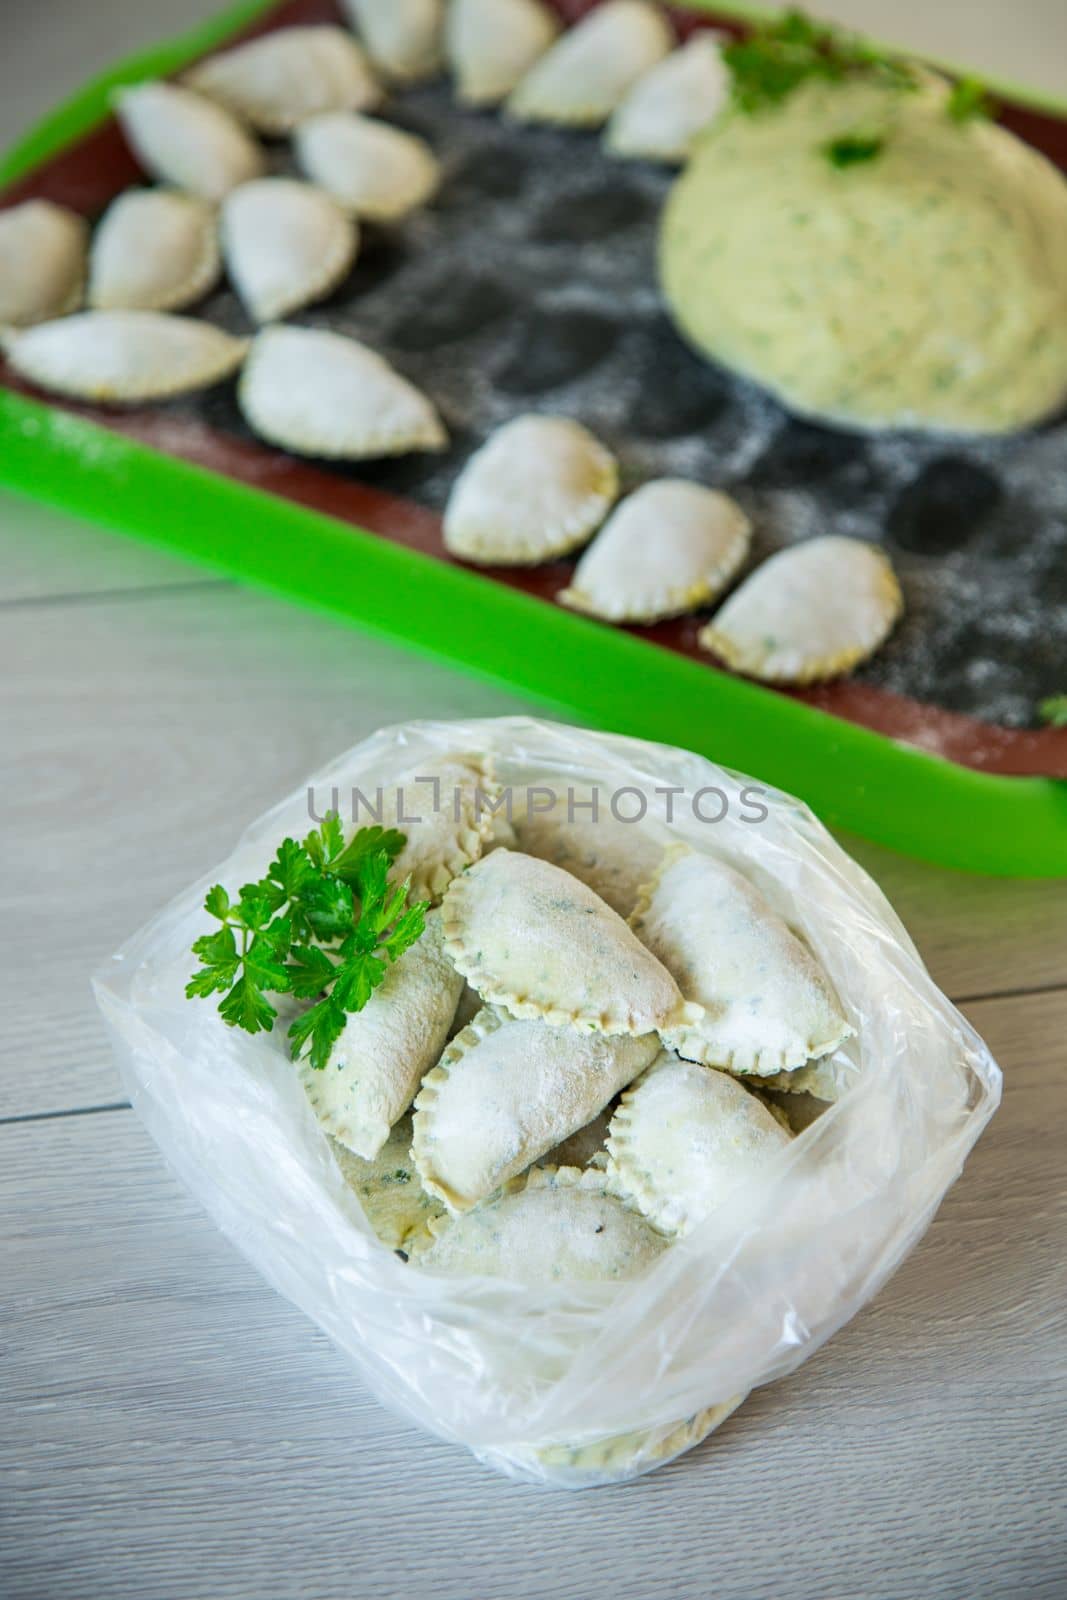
[3,4,1066,1596]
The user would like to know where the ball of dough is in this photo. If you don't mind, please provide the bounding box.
[659,78,1067,434]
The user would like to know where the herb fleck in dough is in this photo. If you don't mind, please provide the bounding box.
[413,1006,659,1211]
[631,845,853,1074]
[606,1051,794,1237]
[441,848,700,1035]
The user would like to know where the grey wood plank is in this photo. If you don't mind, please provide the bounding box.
[3,581,1065,1120]
[3,988,1064,1600]
[0,584,537,1118]
[0,489,222,604]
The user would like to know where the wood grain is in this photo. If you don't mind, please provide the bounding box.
[3,988,1064,1600]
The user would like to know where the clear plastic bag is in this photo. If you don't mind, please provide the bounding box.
[94,716,1001,1487]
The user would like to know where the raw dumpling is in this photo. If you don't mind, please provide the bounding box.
[699,536,903,683]
[443,415,618,565]
[300,908,464,1159]
[88,189,220,312]
[605,33,729,163]
[341,0,443,83]
[630,845,853,1075]
[521,1397,744,1485]
[413,1006,659,1211]
[508,0,673,128]
[239,325,446,459]
[0,200,86,327]
[445,0,559,107]
[606,1052,793,1236]
[114,81,264,201]
[1,310,246,402]
[558,479,751,623]
[376,752,504,902]
[329,1119,444,1251]
[220,177,358,322]
[185,25,381,134]
[754,1056,857,1103]
[293,112,439,222]
[409,1166,667,1282]
[441,849,700,1036]
[514,783,663,917]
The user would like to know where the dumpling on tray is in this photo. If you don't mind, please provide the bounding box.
[558,479,752,623]
[412,1006,659,1211]
[88,189,220,313]
[1,310,246,403]
[293,112,440,222]
[239,325,447,459]
[507,0,674,128]
[185,25,382,134]
[340,0,444,83]
[699,535,904,683]
[114,81,265,201]
[220,177,358,323]
[445,0,560,107]
[605,33,729,163]
[0,200,87,327]
[443,414,618,565]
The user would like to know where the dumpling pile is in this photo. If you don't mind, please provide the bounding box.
[298,749,854,1281]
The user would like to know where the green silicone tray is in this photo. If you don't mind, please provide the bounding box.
[2,0,1066,877]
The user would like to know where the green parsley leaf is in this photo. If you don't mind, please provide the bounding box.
[204,884,230,921]
[288,994,348,1072]
[825,132,885,167]
[330,824,407,883]
[287,943,336,999]
[723,8,917,116]
[1038,694,1067,728]
[188,816,428,1073]
[219,972,278,1035]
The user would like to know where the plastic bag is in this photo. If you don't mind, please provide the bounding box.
[94,716,1001,1487]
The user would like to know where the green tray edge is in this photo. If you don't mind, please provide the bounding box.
[1,1,1065,877]
[2,0,1066,188]
[3,389,1066,877]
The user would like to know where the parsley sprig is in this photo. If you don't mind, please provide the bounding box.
[722,9,994,166]
[186,815,428,1071]
[722,9,918,116]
